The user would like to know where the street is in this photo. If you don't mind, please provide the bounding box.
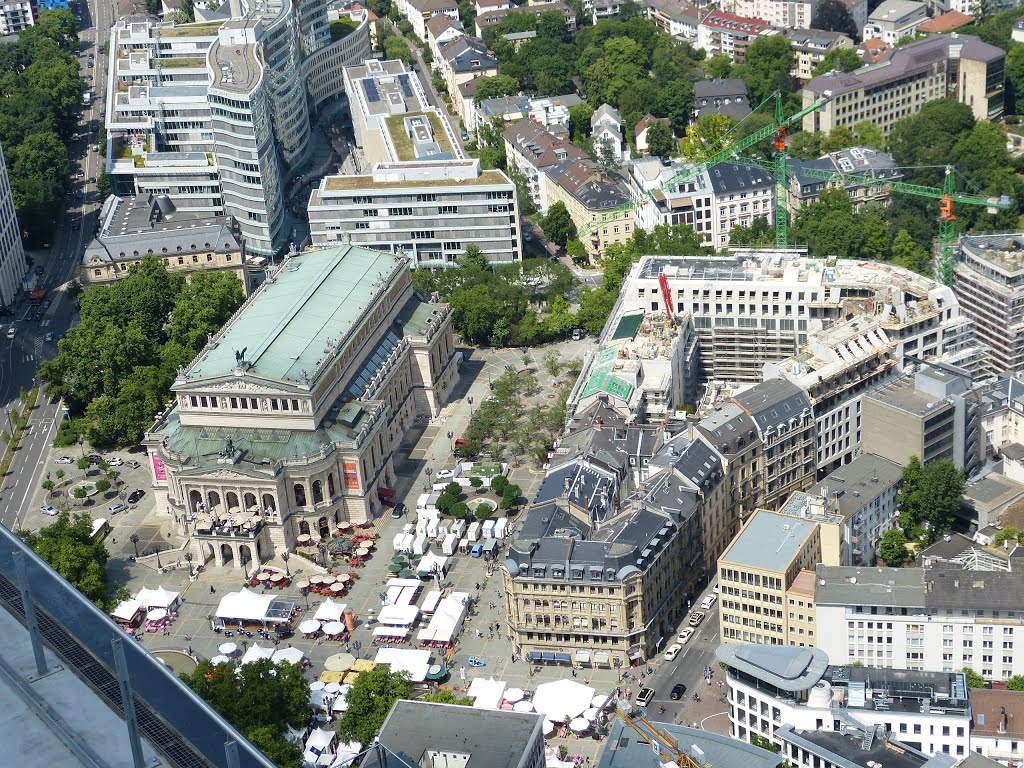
[0,0,114,528]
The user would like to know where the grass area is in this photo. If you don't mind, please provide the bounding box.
[0,388,39,481]
[159,22,224,37]
[159,56,205,68]
[323,169,507,190]
[383,111,455,161]
[329,17,358,41]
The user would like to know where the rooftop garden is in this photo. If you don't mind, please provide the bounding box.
[329,17,358,41]
[383,111,454,162]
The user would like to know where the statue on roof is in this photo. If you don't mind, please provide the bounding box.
[234,347,247,367]
[222,438,235,458]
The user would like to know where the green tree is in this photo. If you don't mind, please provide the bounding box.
[898,456,965,543]
[656,79,695,135]
[422,689,474,705]
[814,0,858,38]
[17,512,112,605]
[813,46,862,76]
[1006,42,1024,114]
[962,667,986,688]
[383,36,413,64]
[704,54,733,79]
[73,487,87,502]
[94,479,111,493]
[734,35,795,106]
[852,120,885,150]
[791,188,865,259]
[55,468,65,483]
[181,658,307,768]
[728,216,773,247]
[643,119,675,157]
[788,131,823,160]
[891,229,932,275]
[541,201,576,247]
[888,100,975,187]
[473,74,519,104]
[566,240,588,263]
[569,102,595,141]
[1007,676,1024,691]
[76,457,90,471]
[96,170,111,196]
[879,528,911,566]
[42,479,55,495]
[460,245,490,271]
[679,113,736,161]
[338,666,412,745]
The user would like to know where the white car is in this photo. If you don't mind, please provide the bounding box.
[700,594,718,610]
[435,469,455,480]
[108,457,124,466]
[55,456,74,465]
[678,627,695,645]
[664,643,683,661]
[40,505,59,516]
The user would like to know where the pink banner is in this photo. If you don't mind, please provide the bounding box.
[151,454,167,481]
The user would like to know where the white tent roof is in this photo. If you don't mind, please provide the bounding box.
[239,644,276,665]
[385,577,421,588]
[328,741,362,768]
[314,599,347,623]
[532,679,595,720]
[377,604,419,626]
[415,592,468,644]
[467,676,507,710]
[215,588,275,622]
[374,648,431,682]
[110,599,142,622]
[135,586,180,610]
[306,728,335,752]
[417,551,448,574]
[273,647,305,665]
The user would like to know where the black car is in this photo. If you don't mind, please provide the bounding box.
[670,683,687,701]
[390,502,406,519]
[127,489,145,504]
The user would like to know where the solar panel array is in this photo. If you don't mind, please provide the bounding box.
[398,74,414,98]
[363,79,380,103]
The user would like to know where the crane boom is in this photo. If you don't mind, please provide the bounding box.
[614,706,700,768]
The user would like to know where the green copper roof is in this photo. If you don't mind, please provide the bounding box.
[187,246,402,384]
[579,342,634,401]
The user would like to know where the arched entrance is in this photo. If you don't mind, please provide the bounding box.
[244,492,257,510]
[262,493,276,512]
[208,491,221,509]
[226,491,240,511]
[220,543,234,566]
[318,516,330,538]
[299,520,311,536]
[239,544,253,571]
[189,489,203,513]
[294,483,307,507]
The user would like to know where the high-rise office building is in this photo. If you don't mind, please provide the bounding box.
[0,140,26,310]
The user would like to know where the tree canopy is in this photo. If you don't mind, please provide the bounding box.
[181,659,307,768]
[897,456,966,544]
[541,201,576,247]
[337,666,412,746]
[813,47,863,76]
[18,512,114,606]
[814,0,858,39]
[878,528,911,567]
[39,258,245,448]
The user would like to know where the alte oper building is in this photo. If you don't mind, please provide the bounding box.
[144,244,457,571]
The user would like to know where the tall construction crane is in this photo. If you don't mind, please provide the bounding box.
[587,90,834,234]
[730,155,1011,286]
[614,704,706,768]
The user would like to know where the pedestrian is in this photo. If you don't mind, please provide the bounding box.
[187,645,193,655]
[571,668,577,678]
[210,585,215,594]
[475,582,480,591]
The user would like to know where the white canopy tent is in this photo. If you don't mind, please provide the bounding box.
[135,586,180,611]
[467,676,507,710]
[273,647,305,665]
[373,648,431,682]
[330,684,353,713]
[377,604,418,626]
[239,644,276,665]
[372,626,409,639]
[416,551,448,576]
[532,679,595,720]
[215,588,294,624]
[313,599,347,623]
[415,592,469,645]
[328,741,363,768]
[385,578,421,589]
[304,728,337,767]
[110,599,143,623]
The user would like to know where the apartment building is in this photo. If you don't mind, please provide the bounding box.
[646,0,704,41]
[476,94,582,136]
[591,104,625,161]
[144,244,458,568]
[734,0,815,30]
[82,194,248,290]
[0,0,33,34]
[437,35,498,131]
[784,28,854,80]
[787,147,902,215]
[980,374,1024,460]
[861,366,982,476]
[764,317,900,474]
[307,161,521,267]
[801,34,1006,134]
[693,78,752,121]
[104,11,371,255]
[718,509,826,645]
[629,159,774,249]
[955,235,1024,378]
[815,565,1024,682]
[0,140,25,311]
[863,0,928,44]
[808,453,903,564]
[612,253,981,394]
[399,0,459,41]
[544,159,632,257]
[504,117,588,212]
[425,13,464,63]
[693,402,764,529]
[969,689,1024,766]
[474,1,576,36]
[697,11,773,64]
[718,642,974,758]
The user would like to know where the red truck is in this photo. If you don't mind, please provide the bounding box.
[30,288,48,306]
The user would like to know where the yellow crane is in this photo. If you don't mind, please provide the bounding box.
[614,704,705,768]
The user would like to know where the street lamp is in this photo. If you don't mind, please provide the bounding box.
[317,543,327,569]
[185,552,193,577]
[129,533,139,557]
[282,551,290,577]
[447,430,453,452]
[424,467,432,492]
[467,396,474,416]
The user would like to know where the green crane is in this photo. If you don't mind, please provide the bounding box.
[730,155,1011,285]
[587,90,834,234]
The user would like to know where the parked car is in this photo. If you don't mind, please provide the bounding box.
[678,627,695,645]
[670,683,687,701]
[700,594,718,610]
[55,456,74,464]
[664,643,682,661]
[460,129,469,141]
[571,328,583,341]
[636,688,655,708]
[126,460,140,469]
[390,502,405,519]
[436,469,455,480]
[5,327,14,340]
[40,505,59,516]
[107,457,124,466]
[688,611,705,627]
[127,489,145,504]
[109,502,127,515]
[45,332,54,342]
[34,265,44,275]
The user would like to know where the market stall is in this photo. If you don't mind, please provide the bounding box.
[373,648,431,682]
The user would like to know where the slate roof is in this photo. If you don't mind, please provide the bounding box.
[707,162,774,194]
[439,35,498,73]
[732,378,812,435]
[504,118,587,169]
[694,402,759,456]
[925,569,1024,612]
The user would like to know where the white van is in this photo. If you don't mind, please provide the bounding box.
[700,594,718,610]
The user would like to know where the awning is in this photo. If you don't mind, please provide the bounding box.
[527,651,543,662]
[627,648,643,660]
[377,487,396,499]
[553,652,572,664]
[593,651,610,665]
[575,650,591,663]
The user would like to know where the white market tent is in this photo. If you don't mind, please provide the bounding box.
[215,588,294,624]
[331,685,352,712]
[416,552,448,575]
[372,626,409,639]
[135,586,180,610]
[377,604,418,626]
[328,741,363,768]
[385,578,421,589]
[304,728,337,767]
[415,592,468,644]
[532,679,595,720]
[314,599,347,623]
[467,676,507,710]
[374,648,431,682]
[239,644,276,665]
[273,647,305,665]
[110,599,143,623]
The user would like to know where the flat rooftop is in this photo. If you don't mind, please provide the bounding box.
[598,718,782,768]
[209,20,262,94]
[780,727,946,768]
[866,374,948,417]
[815,564,926,607]
[320,168,507,191]
[185,245,402,385]
[809,453,904,517]
[720,510,817,572]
